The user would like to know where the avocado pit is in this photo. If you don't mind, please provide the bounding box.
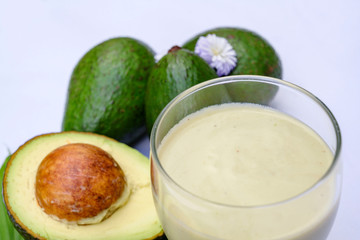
[35,143,128,224]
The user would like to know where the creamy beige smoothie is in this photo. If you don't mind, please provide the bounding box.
[156,103,339,240]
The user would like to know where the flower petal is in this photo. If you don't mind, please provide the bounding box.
[194,34,237,76]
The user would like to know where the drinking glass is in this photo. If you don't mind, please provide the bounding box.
[150,75,342,240]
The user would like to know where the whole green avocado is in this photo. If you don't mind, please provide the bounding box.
[183,27,282,104]
[145,46,218,133]
[182,27,282,78]
[62,37,155,144]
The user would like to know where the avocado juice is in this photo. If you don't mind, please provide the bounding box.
[155,103,339,240]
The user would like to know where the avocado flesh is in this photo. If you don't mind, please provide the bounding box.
[62,37,155,144]
[145,47,218,133]
[3,132,163,240]
[1,156,24,240]
[182,27,282,78]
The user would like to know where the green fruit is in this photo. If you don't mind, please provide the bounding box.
[182,27,282,78]
[145,46,218,133]
[62,37,155,144]
[183,27,281,104]
[1,155,24,240]
[2,131,165,240]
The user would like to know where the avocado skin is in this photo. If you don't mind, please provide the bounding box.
[145,47,218,133]
[62,37,155,144]
[182,27,282,78]
[7,214,34,240]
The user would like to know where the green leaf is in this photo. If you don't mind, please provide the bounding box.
[1,155,24,240]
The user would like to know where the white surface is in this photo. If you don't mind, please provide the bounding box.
[0,0,359,239]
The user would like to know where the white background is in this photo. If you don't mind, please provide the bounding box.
[1,0,359,239]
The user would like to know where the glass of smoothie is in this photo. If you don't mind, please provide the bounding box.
[150,75,342,240]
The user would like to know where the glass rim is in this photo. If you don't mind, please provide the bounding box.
[150,75,342,209]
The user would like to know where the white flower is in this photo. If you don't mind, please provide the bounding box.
[194,34,237,76]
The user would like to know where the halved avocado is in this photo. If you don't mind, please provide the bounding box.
[2,131,164,240]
